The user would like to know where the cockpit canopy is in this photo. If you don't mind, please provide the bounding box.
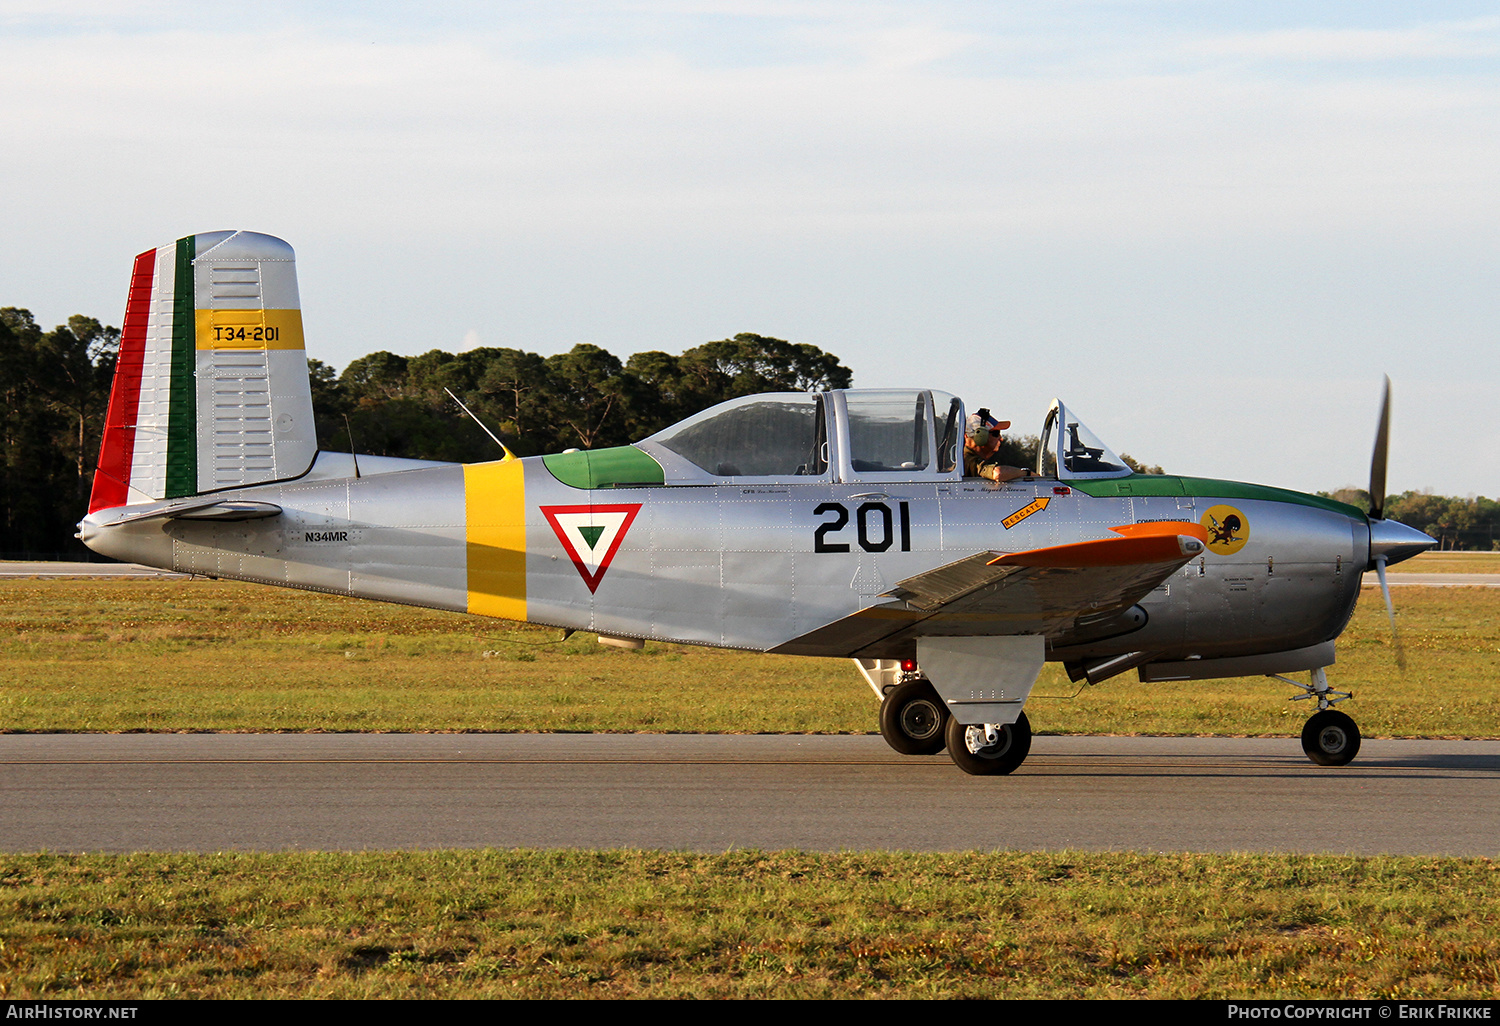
[639,390,961,484]
[1038,399,1133,481]
[635,389,1132,484]
[647,393,826,478]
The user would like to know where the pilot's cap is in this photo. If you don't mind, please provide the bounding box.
[967,410,1011,445]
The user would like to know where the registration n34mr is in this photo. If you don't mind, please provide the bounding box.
[78,232,1436,776]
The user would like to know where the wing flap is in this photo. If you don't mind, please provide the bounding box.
[884,552,1026,611]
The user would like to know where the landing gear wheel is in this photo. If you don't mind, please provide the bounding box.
[944,711,1032,776]
[1302,709,1361,766]
[879,679,949,755]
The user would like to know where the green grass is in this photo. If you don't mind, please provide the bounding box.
[1388,551,1500,574]
[4,577,1500,1000]
[0,578,869,733]
[3,577,1499,736]
[3,850,1499,999]
[1037,580,1500,737]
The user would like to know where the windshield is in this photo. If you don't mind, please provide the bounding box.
[1040,401,1133,480]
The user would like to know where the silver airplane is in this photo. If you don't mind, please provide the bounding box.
[77,231,1437,776]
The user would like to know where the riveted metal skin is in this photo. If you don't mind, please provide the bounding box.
[80,233,1439,768]
[83,418,1385,659]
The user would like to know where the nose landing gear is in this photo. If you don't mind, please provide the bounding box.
[1276,666,1361,767]
[1301,709,1361,766]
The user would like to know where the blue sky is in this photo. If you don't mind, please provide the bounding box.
[4,2,1497,498]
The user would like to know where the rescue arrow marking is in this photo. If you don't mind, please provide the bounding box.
[1002,495,1050,530]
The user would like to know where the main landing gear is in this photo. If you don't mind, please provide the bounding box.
[945,712,1032,776]
[864,646,1043,776]
[877,677,1034,774]
[1277,667,1361,767]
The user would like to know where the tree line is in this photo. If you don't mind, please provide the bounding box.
[0,312,852,556]
[1,309,118,557]
[1324,488,1500,552]
[314,333,851,463]
[4,304,1495,555]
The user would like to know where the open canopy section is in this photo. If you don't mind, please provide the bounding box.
[637,389,966,484]
[830,390,961,482]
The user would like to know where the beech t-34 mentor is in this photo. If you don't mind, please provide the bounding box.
[78,231,1437,775]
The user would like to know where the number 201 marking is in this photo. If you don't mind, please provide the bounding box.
[813,501,911,553]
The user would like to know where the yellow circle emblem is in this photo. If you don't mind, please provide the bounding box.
[1201,505,1250,555]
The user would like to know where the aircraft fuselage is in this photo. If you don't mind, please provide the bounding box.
[81,449,1369,665]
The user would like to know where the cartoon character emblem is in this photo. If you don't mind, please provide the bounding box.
[1200,504,1249,556]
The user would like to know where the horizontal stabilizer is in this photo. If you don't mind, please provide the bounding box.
[88,498,283,527]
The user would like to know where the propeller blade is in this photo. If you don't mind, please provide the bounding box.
[1375,555,1406,671]
[1369,375,1391,520]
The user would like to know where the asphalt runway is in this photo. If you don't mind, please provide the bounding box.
[3,733,1497,856]
[5,564,1496,856]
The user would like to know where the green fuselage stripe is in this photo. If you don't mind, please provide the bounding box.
[164,235,197,498]
[1069,474,1367,517]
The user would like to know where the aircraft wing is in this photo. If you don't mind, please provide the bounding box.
[771,521,1207,658]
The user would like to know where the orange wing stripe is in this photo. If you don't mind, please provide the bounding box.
[989,521,1207,568]
[1107,520,1208,542]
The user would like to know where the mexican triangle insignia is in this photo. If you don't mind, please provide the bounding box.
[539,503,642,594]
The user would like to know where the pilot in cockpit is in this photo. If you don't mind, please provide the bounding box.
[964,409,1034,483]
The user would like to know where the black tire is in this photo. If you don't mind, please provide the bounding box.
[1301,709,1361,766]
[879,679,949,755]
[945,711,1032,776]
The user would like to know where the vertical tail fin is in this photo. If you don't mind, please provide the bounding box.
[90,231,317,512]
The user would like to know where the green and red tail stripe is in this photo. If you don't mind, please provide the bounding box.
[89,236,198,513]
